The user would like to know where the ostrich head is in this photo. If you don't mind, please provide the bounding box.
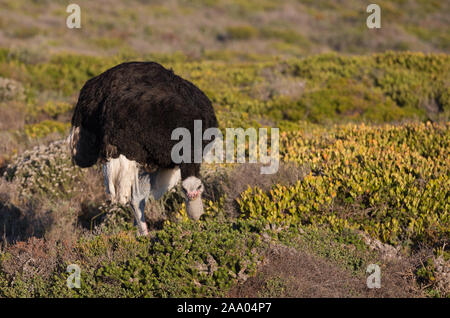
[181,176,204,220]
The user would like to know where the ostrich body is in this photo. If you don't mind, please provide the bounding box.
[69,62,218,235]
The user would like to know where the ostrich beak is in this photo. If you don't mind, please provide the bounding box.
[187,190,200,201]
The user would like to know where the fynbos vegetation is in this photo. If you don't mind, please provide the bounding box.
[0,0,448,298]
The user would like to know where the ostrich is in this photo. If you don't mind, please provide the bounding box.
[68,62,218,235]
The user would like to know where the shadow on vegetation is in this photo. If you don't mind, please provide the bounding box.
[0,196,53,246]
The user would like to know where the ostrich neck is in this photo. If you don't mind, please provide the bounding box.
[186,197,204,220]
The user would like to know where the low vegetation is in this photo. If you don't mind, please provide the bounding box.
[0,121,448,297]
[0,0,448,298]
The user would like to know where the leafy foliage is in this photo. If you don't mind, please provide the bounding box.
[0,214,265,298]
[239,122,449,248]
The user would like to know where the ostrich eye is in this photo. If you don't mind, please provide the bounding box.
[197,185,202,190]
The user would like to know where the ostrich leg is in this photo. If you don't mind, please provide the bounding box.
[130,167,181,235]
[131,170,151,236]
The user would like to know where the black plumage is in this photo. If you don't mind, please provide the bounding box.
[70,61,218,179]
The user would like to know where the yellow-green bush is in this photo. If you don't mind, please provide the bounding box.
[239,122,449,247]
[225,25,258,40]
[27,101,73,120]
[24,120,70,139]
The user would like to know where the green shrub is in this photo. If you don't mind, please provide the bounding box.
[24,120,70,139]
[0,215,265,298]
[27,101,73,120]
[225,25,258,40]
[260,27,310,46]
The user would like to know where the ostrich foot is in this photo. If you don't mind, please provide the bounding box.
[137,225,148,237]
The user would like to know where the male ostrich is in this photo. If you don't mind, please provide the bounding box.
[69,62,218,235]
